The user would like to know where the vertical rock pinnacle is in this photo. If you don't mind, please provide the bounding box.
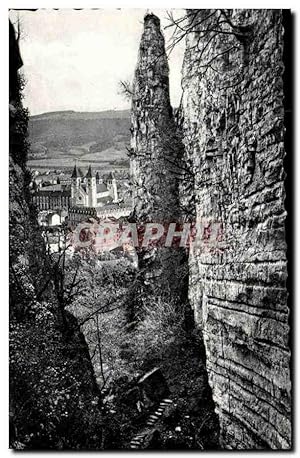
[130,13,187,309]
[130,13,182,223]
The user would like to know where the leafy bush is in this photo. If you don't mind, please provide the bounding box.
[132,298,187,367]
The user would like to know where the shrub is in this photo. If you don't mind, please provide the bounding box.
[133,298,187,366]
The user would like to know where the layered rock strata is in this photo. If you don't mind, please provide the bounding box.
[180,9,291,449]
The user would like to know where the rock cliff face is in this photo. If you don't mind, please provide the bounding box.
[9,22,104,449]
[180,9,291,449]
[131,10,291,449]
[130,14,187,306]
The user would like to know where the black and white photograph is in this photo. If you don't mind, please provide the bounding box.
[7,3,295,452]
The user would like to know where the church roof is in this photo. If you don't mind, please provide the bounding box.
[71,165,78,178]
[36,184,70,193]
[35,186,71,196]
[42,184,63,192]
[86,165,93,178]
[96,183,108,193]
[71,165,84,178]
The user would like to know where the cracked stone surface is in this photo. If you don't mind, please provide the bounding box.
[180,9,291,449]
[130,14,187,303]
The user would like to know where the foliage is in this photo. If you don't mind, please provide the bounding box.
[9,76,30,168]
[66,255,137,382]
[165,9,253,55]
[10,308,104,449]
[9,22,106,448]
[118,79,133,101]
[131,298,187,367]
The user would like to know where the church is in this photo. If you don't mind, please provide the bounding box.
[32,164,131,227]
[68,164,132,226]
[70,164,118,207]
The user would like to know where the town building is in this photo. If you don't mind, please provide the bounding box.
[70,164,118,207]
[32,164,131,227]
[32,184,71,211]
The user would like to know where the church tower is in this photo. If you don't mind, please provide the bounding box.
[71,164,81,206]
[107,172,118,202]
[86,165,96,207]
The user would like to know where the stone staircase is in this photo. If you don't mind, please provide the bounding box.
[129,398,174,449]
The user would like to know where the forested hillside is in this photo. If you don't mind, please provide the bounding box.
[28,110,130,168]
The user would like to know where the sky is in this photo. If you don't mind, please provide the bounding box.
[9,8,185,115]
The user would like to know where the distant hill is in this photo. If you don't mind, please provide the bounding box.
[30,109,130,121]
[28,110,131,170]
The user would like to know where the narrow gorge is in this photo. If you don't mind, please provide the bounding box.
[9,21,105,450]
[9,8,292,451]
[130,10,291,449]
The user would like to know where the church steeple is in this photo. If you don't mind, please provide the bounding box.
[86,164,93,178]
[71,164,78,178]
[71,163,81,206]
[107,171,118,202]
[86,164,96,207]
